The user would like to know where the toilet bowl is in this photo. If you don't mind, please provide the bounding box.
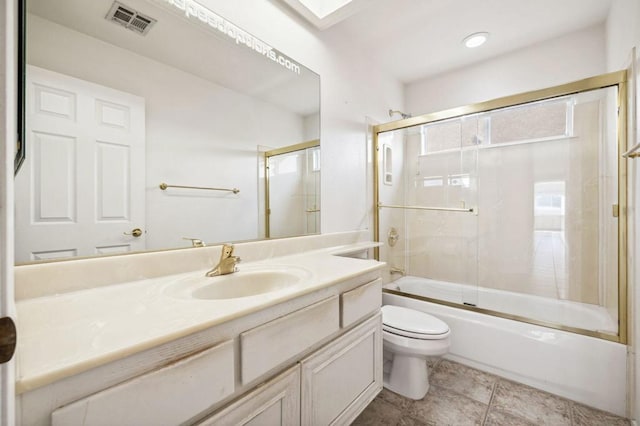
[382,305,450,400]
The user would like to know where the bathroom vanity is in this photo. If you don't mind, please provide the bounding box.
[15,236,384,425]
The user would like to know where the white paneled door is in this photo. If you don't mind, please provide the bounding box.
[15,66,145,263]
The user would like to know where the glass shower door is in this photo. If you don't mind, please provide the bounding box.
[375,72,626,341]
[473,87,620,335]
[266,144,320,238]
[378,117,479,307]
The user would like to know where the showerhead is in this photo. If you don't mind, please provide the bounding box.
[389,109,412,119]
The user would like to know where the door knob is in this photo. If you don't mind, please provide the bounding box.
[0,317,16,364]
[124,228,143,237]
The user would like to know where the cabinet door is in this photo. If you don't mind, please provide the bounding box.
[300,313,382,426]
[198,366,300,426]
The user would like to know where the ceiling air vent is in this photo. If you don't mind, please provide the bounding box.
[105,1,156,36]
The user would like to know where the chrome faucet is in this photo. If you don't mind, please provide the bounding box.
[206,244,241,277]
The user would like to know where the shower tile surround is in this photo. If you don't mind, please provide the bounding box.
[354,359,631,426]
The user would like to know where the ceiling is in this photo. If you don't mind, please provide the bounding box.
[319,0,614,83]
[29,0,615,108]
[28,0,320,116]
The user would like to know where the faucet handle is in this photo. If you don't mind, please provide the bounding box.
[183,237,206,247]
[217,244,236,262]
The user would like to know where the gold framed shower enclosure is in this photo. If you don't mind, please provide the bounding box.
[373,70,629,344]
[264,139,320,239]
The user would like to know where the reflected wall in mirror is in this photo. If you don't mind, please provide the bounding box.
[15,0,320,263]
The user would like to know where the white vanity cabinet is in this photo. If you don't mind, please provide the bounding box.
[199,312,382,426]
[200,279,382,426]
[18,272,383,426]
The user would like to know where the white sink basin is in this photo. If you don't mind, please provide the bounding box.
[166,265,312,300]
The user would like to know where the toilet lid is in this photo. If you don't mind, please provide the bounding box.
[381,305,449,336]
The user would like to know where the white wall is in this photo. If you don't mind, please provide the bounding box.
[405,25,606,116]
[195,0,404,235]
[606,0,640,421]
[27,15,308,249]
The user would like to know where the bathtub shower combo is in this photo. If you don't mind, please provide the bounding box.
[373,72,630,416]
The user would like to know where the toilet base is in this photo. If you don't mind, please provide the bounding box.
[383,354,429,400]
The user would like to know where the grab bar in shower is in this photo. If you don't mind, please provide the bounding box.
[622,141,640,158]
[159,183,240,194]
[378,202,474,213]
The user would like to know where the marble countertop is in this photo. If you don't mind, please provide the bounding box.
[16,243,384,393]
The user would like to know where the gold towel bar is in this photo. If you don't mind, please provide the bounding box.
[159,183,240,194]
[378,202,474,213]
[622,142,640,158]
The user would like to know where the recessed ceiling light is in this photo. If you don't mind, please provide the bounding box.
[463,32,489,48]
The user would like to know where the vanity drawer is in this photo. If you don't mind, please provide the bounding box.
[241,296,339,385]
[340,278,382,328]
[51,340,235,426]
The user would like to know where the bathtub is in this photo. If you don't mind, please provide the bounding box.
[390,276,618,333]
[383,278,628,416]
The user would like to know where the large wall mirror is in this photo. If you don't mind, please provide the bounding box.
[15,0,320,263]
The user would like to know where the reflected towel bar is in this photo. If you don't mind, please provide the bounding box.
[622,141,640,158]
[159,183,240,194]
[305,209,320,213]
[378,202,474,213]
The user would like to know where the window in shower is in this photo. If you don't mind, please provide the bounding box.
[375,72,627,342]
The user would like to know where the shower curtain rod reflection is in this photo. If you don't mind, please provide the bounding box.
[378,202,474,213]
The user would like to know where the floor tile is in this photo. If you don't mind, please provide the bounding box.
[571,403,631,426]
[358,359,632,426]
[426,356,441,370]
[378,388,412,411]
[406,385,488,426]
[352,396,403,426]
[430,359,497,404]
[491,379,571,425]
[484,408,538,426]
[397,415,433,426]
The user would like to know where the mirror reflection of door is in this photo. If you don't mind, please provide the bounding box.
[14,66,146,263]
[265,141,320,239]
[19,0,320,260]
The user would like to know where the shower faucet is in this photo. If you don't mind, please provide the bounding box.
[390,267,405,276]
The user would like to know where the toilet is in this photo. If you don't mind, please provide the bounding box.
[381,305,451,400]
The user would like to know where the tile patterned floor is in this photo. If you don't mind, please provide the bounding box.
[352,359,630,426]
